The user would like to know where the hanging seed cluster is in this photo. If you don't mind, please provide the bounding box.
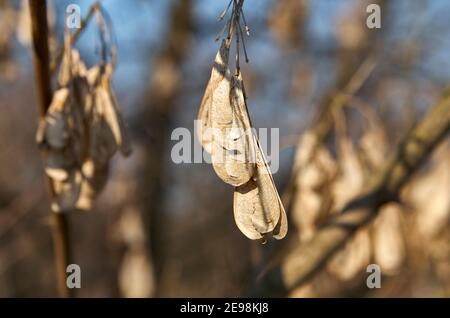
[36,37,130,213]
[197,4,288,240]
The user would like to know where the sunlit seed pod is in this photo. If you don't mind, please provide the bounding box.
[99,65,132,157]
[404,144,450,238]
[44,148,76,181]
[290,131,337,241]
[332,133,364,212]
[233,137,287,240]
[252,140,283,233]
[272,204,288,240]
[327,228,371,281]
[51,169,82,213]
[233,179,265,240]
[41,88,71,149]
[90,87,120,164]
[197,40,230,154]
[58,49,87,87]
[211,74,255,187]
[372,203,406,275]
[75,159,109,211]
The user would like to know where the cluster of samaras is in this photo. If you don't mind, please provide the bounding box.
[197,40,287,240]
[36,46,130,213]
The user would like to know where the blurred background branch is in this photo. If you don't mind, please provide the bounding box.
[250,89,450,296]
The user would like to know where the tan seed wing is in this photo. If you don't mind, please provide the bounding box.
[42,88,71,149]
[233,179,264,240]
[101,66,132,156]
[51,169,82,213]
[211,73,256,186]
[251,138,282,234]
[197,40,230,153]
[76,160,109,211]
[90,88,119,165]
[233,136,287,240]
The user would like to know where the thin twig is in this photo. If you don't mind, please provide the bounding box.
[218,0,233,21]
[50,1,99,74]
[225,0,244,48]
[238,20,249,63]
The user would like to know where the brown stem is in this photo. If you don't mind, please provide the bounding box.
[29,0,74,298]
[225,0,244,48]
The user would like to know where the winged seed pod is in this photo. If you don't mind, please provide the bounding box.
[233,137,287,240]
[404,144,450,238]
[357,113,406,274]
[75,159,109,211]
[197,40,230,154]
[327,228,372,280]
[197,38,287,240]
[211,72,255,187]
[51,169,83,213]
[37,41,130,212]
[97,64,131,157]
[74,63,131,211]
[372,203,406,275]
[290,131,337,242]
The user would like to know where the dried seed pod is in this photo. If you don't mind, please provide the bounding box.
[38,88,71,149]
[37,88,84,184]
[51,169,82,213]
[233,137,287,240]
[327,228,371,280]
[332,130,364,211]
[75,159,109,211]
[44,148,77,181]
[372,203,405,275]
[211,72,255,186]
[90,88,121,165]
[404,144,450,238]
[197,40,230,154]
[58,49,87,87]
[90,64,131,160]
[36,30,130,213]
[290,131,337,241]
[197,39,288,240]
